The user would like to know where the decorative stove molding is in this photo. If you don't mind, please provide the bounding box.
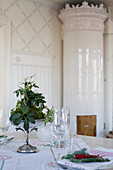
[59,1,108,33]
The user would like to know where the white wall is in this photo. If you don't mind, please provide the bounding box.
[0,0,62,108]
[0,26,5,106]
[10,51,53,108]
[104,7,113,135]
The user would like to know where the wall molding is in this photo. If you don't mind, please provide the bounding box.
[11,50,54,67]
[27,0,62,10]
[11,50,54,58]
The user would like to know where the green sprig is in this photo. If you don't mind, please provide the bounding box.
[61,148,110,163]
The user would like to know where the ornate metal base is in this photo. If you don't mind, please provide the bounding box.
[17,144,39,153]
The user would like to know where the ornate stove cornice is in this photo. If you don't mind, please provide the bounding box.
[59,1,108,33]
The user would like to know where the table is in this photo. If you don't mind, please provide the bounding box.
[11,132,113,149]
[77,135,113,149]
[0,132,113,170]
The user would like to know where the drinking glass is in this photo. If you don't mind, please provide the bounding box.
[0,106,12,148]
[61,106,70,129]
[61,106,70,148]
[51,107,66,158]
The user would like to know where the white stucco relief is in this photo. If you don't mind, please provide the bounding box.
[59,1,108,33]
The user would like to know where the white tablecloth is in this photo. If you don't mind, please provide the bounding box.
[0,139,60,170]
[0,137,113,170]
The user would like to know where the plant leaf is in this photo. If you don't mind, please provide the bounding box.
[33,84,39,88]
[27,90,35,97]
[14,117,23,125]
[21,103,29,114]
[28,117,35,124]
[16,91,19,97]
[27,113,35,117]
[10,113,22,121]
[24,119,29,131]
[35,94,42,99]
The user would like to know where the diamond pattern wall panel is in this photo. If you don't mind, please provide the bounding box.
[0,0,15,10]
[18,21,35,43]
[18,0,36,16]
[29,10,46,32]
[0,0,53,55]
[6,4,25,27]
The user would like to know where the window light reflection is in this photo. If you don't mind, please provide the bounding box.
[78,48,82,94]
[86,49,89,73]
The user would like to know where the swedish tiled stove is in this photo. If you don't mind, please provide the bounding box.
[59,1,108,136]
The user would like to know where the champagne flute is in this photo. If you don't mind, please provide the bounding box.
[51,107,66,159]
[61,106,70,149]
[61,106,70,128]
[0,106,12,148]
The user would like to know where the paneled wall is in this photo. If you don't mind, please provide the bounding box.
[0,0,62,108]
[10,51,53,108]
[0,0,53,55]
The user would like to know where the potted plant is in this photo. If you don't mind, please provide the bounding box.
[10,75,54,153]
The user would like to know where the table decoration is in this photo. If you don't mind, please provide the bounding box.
[9,75,54,153]
[61,148,110,163]
[58,147,113,170]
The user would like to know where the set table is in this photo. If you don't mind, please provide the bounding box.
[0,132,113,170]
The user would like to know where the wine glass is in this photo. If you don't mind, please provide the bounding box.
[51,107,66,158]
[0,106,12,148]
[61,106,70,148]
[61,106,70,128]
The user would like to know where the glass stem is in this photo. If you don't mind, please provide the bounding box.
[57,138,61,159]
[58,140,60,149]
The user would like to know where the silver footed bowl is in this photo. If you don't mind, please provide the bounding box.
[11,119,44,129]
[11,119,44,153]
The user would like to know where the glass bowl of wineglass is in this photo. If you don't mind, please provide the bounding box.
[0,106,12,148]
[51,107,66,159]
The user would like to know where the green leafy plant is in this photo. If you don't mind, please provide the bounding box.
[10,75,54,131]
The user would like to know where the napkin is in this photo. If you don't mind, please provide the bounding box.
[58,147,113,170]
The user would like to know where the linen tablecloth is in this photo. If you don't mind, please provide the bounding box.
[1,137,113,170]
[0,139,60,170]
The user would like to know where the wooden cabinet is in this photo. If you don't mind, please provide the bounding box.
[77,115,96,136]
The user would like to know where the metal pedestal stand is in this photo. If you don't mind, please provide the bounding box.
[16,127,38,153]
